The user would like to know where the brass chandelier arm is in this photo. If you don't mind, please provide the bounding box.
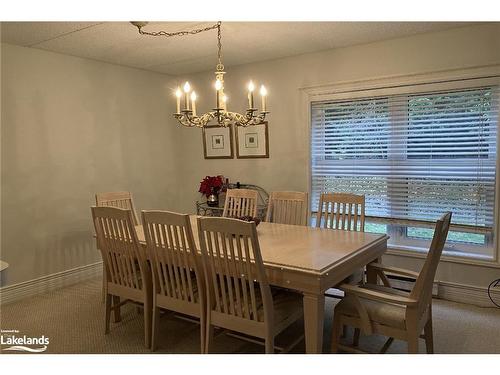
[174,110,268,128]
[221,110,268,127]
[174,111,218,128]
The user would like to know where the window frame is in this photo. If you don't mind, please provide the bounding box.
[302,66,500,267]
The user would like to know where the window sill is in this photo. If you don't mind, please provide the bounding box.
[385,244,500,269]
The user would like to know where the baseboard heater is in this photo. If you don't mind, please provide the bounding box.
[386,274,438,296]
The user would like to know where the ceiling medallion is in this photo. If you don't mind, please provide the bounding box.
[131,21,269,128]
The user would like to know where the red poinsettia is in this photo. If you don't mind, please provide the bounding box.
[199,175,225,197]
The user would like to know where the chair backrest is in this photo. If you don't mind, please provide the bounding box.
[197,217,273,325]
[316,193,365,231]
[91,206,147,291]
[222,188,259,218]
[410,212,452,317]
[96,191,139,226]
[142,210,202,305]
[265,191,308,226]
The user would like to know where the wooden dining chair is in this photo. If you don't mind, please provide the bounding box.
[91,206,152,348]
[96,191,139,226]
[222,188,258,218]
[317,193,366,289]
[95,191,140,303]
[265,191,308,226]
[330,212,452,354]
[142,210,206,352]
[197,217,304,353]
[316,192,365,231]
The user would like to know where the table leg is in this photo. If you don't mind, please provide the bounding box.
[366,256,382,284]
[112,296,122,322]
[303,293,325,354]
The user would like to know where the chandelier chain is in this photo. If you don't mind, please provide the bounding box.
[135,21,224,71]
[137,22,219,37]
[216,22,224,71]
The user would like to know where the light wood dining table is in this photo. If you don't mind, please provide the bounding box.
[134,215,388,354]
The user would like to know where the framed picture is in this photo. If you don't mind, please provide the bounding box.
[202,125,234,159]
[235,122,269,158]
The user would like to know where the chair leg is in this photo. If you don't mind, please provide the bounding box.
[204,324,214,354]
[380,337,394,354]
[265,340,274,354]
[144,299,152,349]
[330,313,342,353]
[407,334,419,354]
[199,310,206,354]
[353,328,360,347]
[112,296,121,323]
[265,331,274,354]
[341,325,347,339]
[101,268,106,304]
[151,306,160,351]
[104,293,112,334]
[424,318,434,354]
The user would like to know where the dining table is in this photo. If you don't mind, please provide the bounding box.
[134,215,388,354]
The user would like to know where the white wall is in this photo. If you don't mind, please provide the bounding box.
[0,43,183,285]
[175,23,500,289]
[2,23,499,295]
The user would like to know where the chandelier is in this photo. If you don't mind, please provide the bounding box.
[131,21,269,128]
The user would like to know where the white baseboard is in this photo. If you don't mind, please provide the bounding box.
[0,261,103,305]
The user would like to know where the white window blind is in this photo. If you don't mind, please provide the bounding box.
[311,85,498,256]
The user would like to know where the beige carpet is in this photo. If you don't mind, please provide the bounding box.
[1,277,500,354]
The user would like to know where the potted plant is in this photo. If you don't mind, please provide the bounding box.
[199,175,225,207]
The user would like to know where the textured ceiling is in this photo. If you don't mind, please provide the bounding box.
[1,21,476,76]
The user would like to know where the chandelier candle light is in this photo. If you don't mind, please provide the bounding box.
[131,21,269,128]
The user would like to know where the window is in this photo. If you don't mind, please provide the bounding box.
[311,85,499,260]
